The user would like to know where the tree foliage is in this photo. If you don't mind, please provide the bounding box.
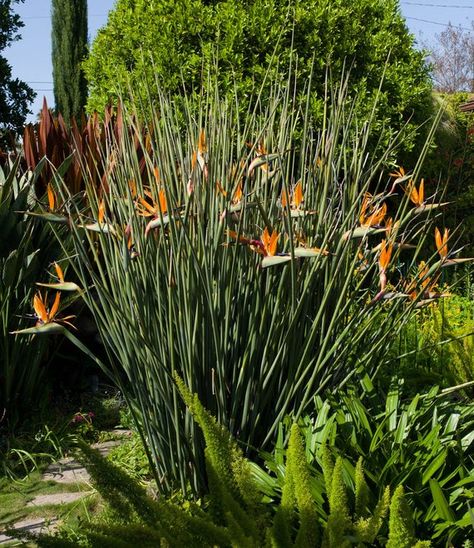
[84,0,433,154]
[422,92,474,257]
[51,0,88,124]
[0,0,35,148]
[428,23,474,93]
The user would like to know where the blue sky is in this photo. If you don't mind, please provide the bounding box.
[5,0,474,122]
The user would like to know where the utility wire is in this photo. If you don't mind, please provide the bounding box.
[22,14,108,20]
[402,2,473,7]
[405,16,473,31]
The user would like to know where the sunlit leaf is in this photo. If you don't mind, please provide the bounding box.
[293,247,328,258]
[36,281,82,292]
[23,211,70,223]
[82,222,117,234]
[11,322,66,335]
[429,479,455,522]
[261,255,292,268]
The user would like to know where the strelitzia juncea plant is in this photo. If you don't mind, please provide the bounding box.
[48,71,452,495]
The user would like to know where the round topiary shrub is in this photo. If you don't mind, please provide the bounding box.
[84,0,433,155]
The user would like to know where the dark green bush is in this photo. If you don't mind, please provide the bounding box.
[424,93,474,255]
[389,295,474,392]
[84,0,433,155]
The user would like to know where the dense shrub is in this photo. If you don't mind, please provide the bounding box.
[84,0,433,155]
[425,93,474,255]
[390,295,474,392]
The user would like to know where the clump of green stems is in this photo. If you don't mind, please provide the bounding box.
[51,73,446,495]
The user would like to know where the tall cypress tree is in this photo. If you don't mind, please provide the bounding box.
[51,0,88,124]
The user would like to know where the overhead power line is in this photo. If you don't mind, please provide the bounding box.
[402,2,474,7]
[405,16,473,31]
[22,14,108,20]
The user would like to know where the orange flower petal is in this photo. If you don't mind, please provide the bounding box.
[379,239,393,270]
[54,262,64,283]
[232,182,242,204]
[262,228,279,256]
[128,179,137,198]
[153,166,161,184]
[435,227,449,259]
[98,200,105,224]
[269,231,279,256]
[226,230,250,245]
[33,293,49,323]
[158,190,167,214]
[49,292,61,320]
[389,166,405,178]
[216,181,227,197]
[198,129,207,155]
[138,196,156,216]
[293,181,304,208]
[47,183,56,211]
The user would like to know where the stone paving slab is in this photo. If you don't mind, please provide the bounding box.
[0,517,58,545]
[90,439,123,455]
[27,491,93,507]
[1,432,135,544]
[42,437,126,484]
[42,457,90,484]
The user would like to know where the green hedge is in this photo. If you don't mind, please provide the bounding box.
[84,0,433,155]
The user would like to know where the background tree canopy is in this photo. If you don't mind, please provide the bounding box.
[85,0,433,154]
[0,0,35,148]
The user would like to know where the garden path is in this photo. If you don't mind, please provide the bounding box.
[0,430,132,545]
